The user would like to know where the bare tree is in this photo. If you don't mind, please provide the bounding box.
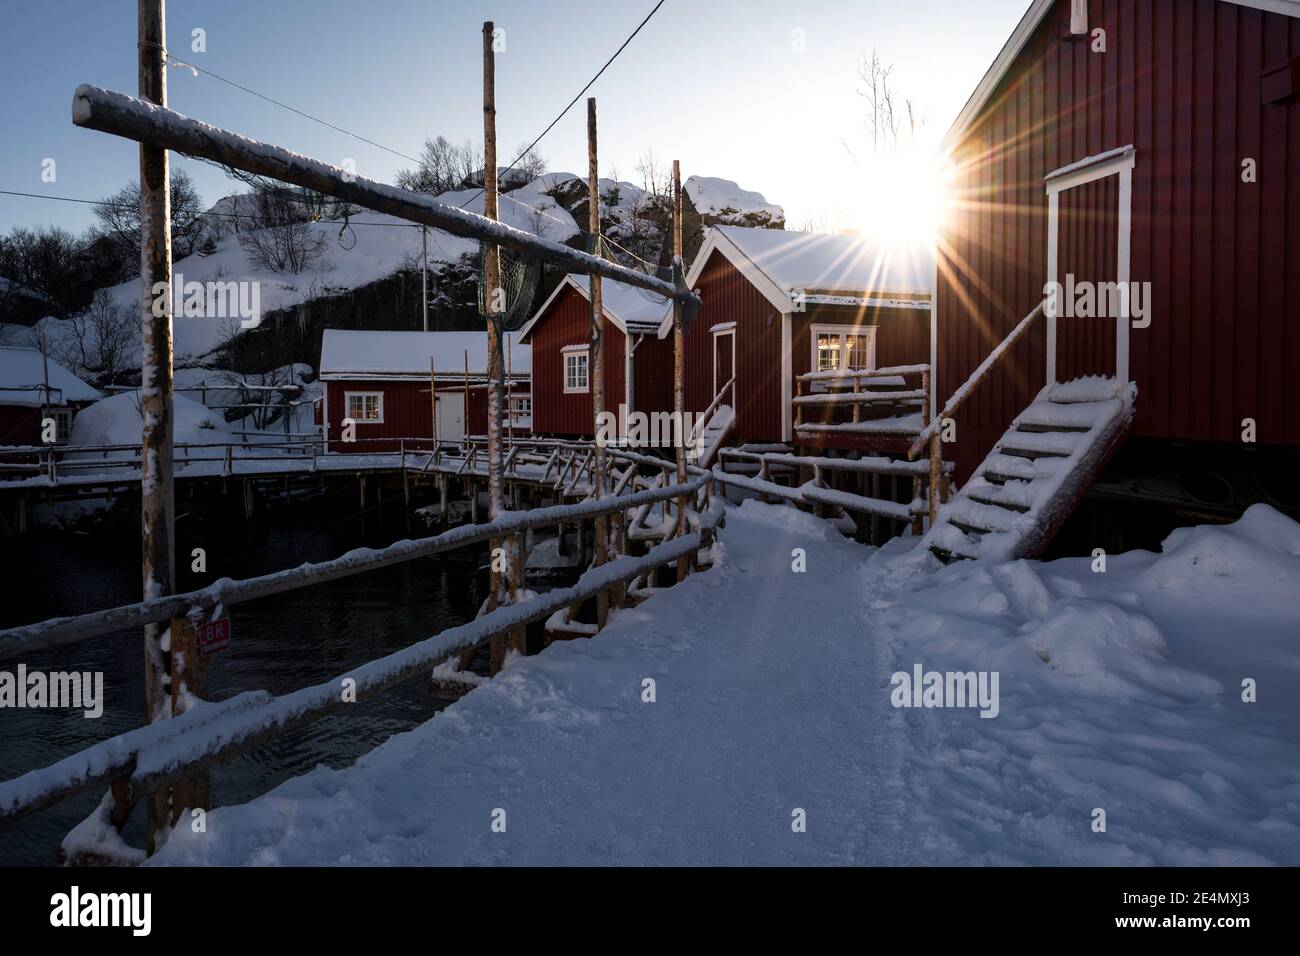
[0,226,83,315]
[855,50,927,158]
[396,135,480,195]
[238,181,328,274]
[94,168,207,264]
[58,289,135,384]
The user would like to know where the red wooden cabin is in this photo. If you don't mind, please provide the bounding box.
[319,329,531,453]
[925,0,1300,560]
[0,346,101,446]
[659,225,932,463]
[520,275,674,438]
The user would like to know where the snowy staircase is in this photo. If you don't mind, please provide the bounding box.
[693,405,735,469]
[924,375,1137,562]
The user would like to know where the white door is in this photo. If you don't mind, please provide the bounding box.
[436,391,465,443]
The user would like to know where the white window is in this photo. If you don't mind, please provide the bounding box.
[510,395,532,417]
[811,325,877,373]
[345,391,384,423]
[50,407,72,443]
[563,348,589,393]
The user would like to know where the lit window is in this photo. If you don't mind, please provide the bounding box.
[345,391,384,422]
[812,326,876,373]
[563,349,589,393]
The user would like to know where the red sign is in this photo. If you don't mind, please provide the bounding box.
[197,618,231,657]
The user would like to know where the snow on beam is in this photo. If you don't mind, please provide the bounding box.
[0,474,707,659]
[70,85,698,308]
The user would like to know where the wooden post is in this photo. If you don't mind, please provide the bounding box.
[587,97,609,629]
[672,160,689,582]
[429,354,438,452]
[421,224,429,332]
[167,613,209,822]
[483,20,521,666]
[139,0,175,854]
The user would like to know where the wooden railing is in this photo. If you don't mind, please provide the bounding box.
[788,364,944,528]
[908,300,1046,459]
[0,466,721,852]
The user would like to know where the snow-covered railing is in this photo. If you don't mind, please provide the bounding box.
[0,494,725,828]
[0,474,709,661]
[794,364,928,432]
[908,299,1046,460]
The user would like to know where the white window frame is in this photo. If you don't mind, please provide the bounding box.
[562,346,590,394]
[344,390,385,424]
[810,324,878,375]
[711,325,736,400]
[49,406,72,444]
[1044,144,1135,385]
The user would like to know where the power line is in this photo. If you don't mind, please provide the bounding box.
[470,0,667,199]
[143,41,422,166]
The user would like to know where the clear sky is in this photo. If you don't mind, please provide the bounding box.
[0,0,1028,236]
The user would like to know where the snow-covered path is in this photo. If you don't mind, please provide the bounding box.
[154,502,908,865]
[151,500,1300,866]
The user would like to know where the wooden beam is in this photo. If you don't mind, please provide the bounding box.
[70,85,698,306]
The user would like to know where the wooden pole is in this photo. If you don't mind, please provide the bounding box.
[587,97,609,629]
[672,160,689,582]
[138,0,175,854]
[429,354,438,452]
[483,21,518,667]
[168,614,209,823]
[421,225,429,332]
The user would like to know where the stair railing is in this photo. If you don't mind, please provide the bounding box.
[688,376,735,458]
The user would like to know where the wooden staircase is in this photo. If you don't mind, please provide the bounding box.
[924,375,1137,562]
[690,376,736,469]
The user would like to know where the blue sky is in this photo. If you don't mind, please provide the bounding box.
[0,0,1027,235]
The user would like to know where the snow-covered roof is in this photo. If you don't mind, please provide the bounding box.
[319,330,531,381]
[519,274,671,342]
[657,226,932,336]
[0,346,101,407]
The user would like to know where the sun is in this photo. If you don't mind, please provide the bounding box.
[850,150,951,247]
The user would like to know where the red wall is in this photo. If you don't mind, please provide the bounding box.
[325,380,431,452]
[937,0,1300,478]
[529,284,626,436]
[0,405,42,447]
[682,251,931,444]
[682,250,785,443]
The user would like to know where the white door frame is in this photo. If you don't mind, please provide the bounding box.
[711,324,736,400]
[1044,144,1135,385]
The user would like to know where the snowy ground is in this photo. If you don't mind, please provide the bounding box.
[149,501,1300,866]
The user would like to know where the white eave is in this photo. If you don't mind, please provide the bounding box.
[519,274,651,342]
[655,228,931,339]
[940,0,1300,155]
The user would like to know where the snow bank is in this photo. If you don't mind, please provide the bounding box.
[69,391,232,455]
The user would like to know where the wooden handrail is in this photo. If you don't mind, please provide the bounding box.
[0,474,709,660]
[908,300,1046,460]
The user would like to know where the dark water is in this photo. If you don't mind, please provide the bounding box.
[0,488,489,866]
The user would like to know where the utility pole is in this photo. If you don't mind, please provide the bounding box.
[673,159,688,582]
[138,0,175,852]
[421,224,429,332]
[588,97,609,627]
